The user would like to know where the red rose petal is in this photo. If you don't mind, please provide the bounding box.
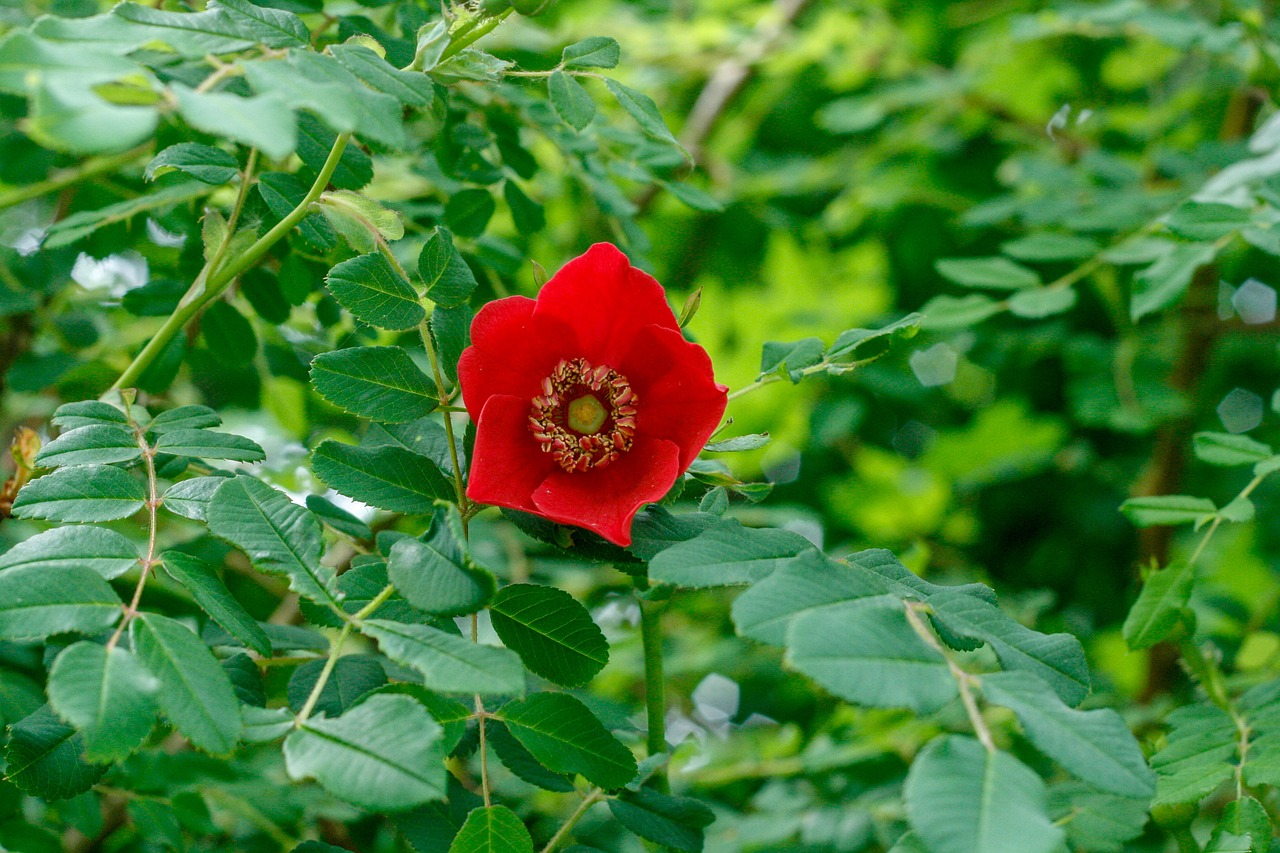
[531,435,681,546]
[465,394,558,513]
[533,243,679,367]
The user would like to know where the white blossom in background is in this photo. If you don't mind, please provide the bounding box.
[1218,388,1265,434]
[692,673,740,735]
[1232,278,1277,325]
[71,251,149,298]
[910,342,958,387]
[593,597,641,632]
[146,218,186,248]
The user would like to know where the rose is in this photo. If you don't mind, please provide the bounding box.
[459,243,727,545]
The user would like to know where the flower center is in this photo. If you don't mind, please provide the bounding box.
[529,357,639,473]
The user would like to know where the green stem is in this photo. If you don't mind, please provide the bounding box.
[106,413,160,652]
[0,144,151,210]
[420,320,469,520]
[540,789,604,853]
[112,133,351,391]
[295,620,354,725]
[638,591,670,793]
[440,7,513,61]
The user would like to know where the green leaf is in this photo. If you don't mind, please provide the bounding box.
[927,589,1090,707]
[146,143,239,185]
[50,401,129,431]
[213,0,309,47]
[206,475,338,606]
[1193,431,1274,466]
[418,227,478,308]
[920,293,1002,330]
[258,172,335,250]
[1046,783,1149,853]
[1123,561,1194,650]
[0,566,121,641]
[1120,495,1217,527]
[111,0,307,53]
[149,405,221,433]
[331,43,434,107]
[785,599,957,713]
[172,83,295,161]
[305,494,372,540]
[604,78,678,145]
[487,722,574,792]
[325,252,425,331]
[448,806,534,853]
[161,476,227,521]
[1008,287,1077,319]
[548,71,595,130]
[497,693,637,789]
[1166,201,1250,240]
[386,509,495,616]
[283,694,445,811]
[608,788,715,853]
[162,551,271,657]
[1209,797,1270,852]
[444,190,495,240]
[935,257,1041,290]
[155,429,265,462]
[286,656,386,718]
[130,613,242,755]
[311,346,438,424]
[4,706,107,800]
[1131,242,1218,322]
[1150,703,1236,806]
[702,433,770,453]
[23,78,158,157]
[431,303,472,384]
[649,520,815,588]
[312,440,454,514]
[296,112,372,192]
[1000,233,1099,262]
[47,642,158,763]
[904,736,1063,853]
[40,180,209,248]
[361,619,524,695]
[489,584,609,688]
[0,525,139,579]
[0,31,142,94]
[760,337,823,382]
[981,672,1154,797]
[660,180,724,212]
[201,300,258,367]
[504,181,546,234]
[561,36,621,69]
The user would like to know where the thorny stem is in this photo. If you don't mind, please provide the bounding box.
[112,132,351,391]
[540,789,604,853]
[638,588,670,793]
[904,602,996,752]
[106,415,161,652]
[0,144,151,211]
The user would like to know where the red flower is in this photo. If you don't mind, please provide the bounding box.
[458,243,728,546]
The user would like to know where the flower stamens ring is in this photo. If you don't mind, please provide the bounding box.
[529,357,638,473]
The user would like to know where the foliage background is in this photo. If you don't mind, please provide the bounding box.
[2,0,1280,850]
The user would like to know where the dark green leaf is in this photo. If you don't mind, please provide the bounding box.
[0,525,138,579]
[162,550,271,657]
[201,301,258,367]
[418,227,478,309]
[936,257,1041,289]
[311,346,438,423]
[650,520,815,588]
[326,251,425,330]
[489,584,609,687]
[604,78,678,145]
[1120,495,1217,527]
[487,722,574,792]
[386,508,495,616]
[12,464,146,522]
[146,143,239,185]
[312,440,454,513]
[150,405,221,433]
[47,642,157,762]
[305,494,372,539]
[608,788,715,853]
[155,428,265,462]
[161,476,228,521]
[549,71,594,131]
[448,806,534,853]
[0,566,121,641]
[497,692,636,789]
[1193,431,1274,466]
[4,706,107,800]
[1131,242,1218,321]
[361,619,524,695]
[444,190,495,240]
[286,656,386,718]
[1123,561,1194,650]
[561,36,620,69]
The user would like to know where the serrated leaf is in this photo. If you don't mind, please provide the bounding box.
[172,84,295,161]
[1193,432,1274,466]
[131,613,242,755]
[149,405,221,433]
[146,143,238,184]
[489,584,608,688]
[4,706,107,800]
[785,599,957,713]
[1121,495,1217,527]
[361,619,524,695]
[548,71,594,130]
[1131,242,1218,321]
[200,300,258,366]
[759,337,823,382]
[604,78,678,145]
[702,434,770,453]
[312,440,454,514]
[331,43,434,107]
[981,672,1154,797]
[47,642,157,762]
[12,464,146,522]
[608,788,715,853]
[487,722,574,792]
[34,425,140,469]
[50,401,129,431]
[904,736,1063,853]
[286,656,386,718]
[155,429,265,462]
[325,252,425,331]
[386,509,494,616]
[1166,201,1249,240]
[497,693,636,789]
[561,36,620,69]
[649,520,815,588]
[258,171,335,250]
[448,806,534,853]
[0,566,121,641]
[311,346,438,423]
[162,551,271,657]
[206,475,338,606]
[1123,561,1194,650]
[418,227,478,308]
[1150,703,1236,806]
[0,526,138,579]
[936,257,1040,290]
[1046,783,1149,853]
[284,694,445,811]
[305,494,372,540]
[161,476,228,521]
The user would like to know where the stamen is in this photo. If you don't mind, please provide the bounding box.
[528,357,639,472]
